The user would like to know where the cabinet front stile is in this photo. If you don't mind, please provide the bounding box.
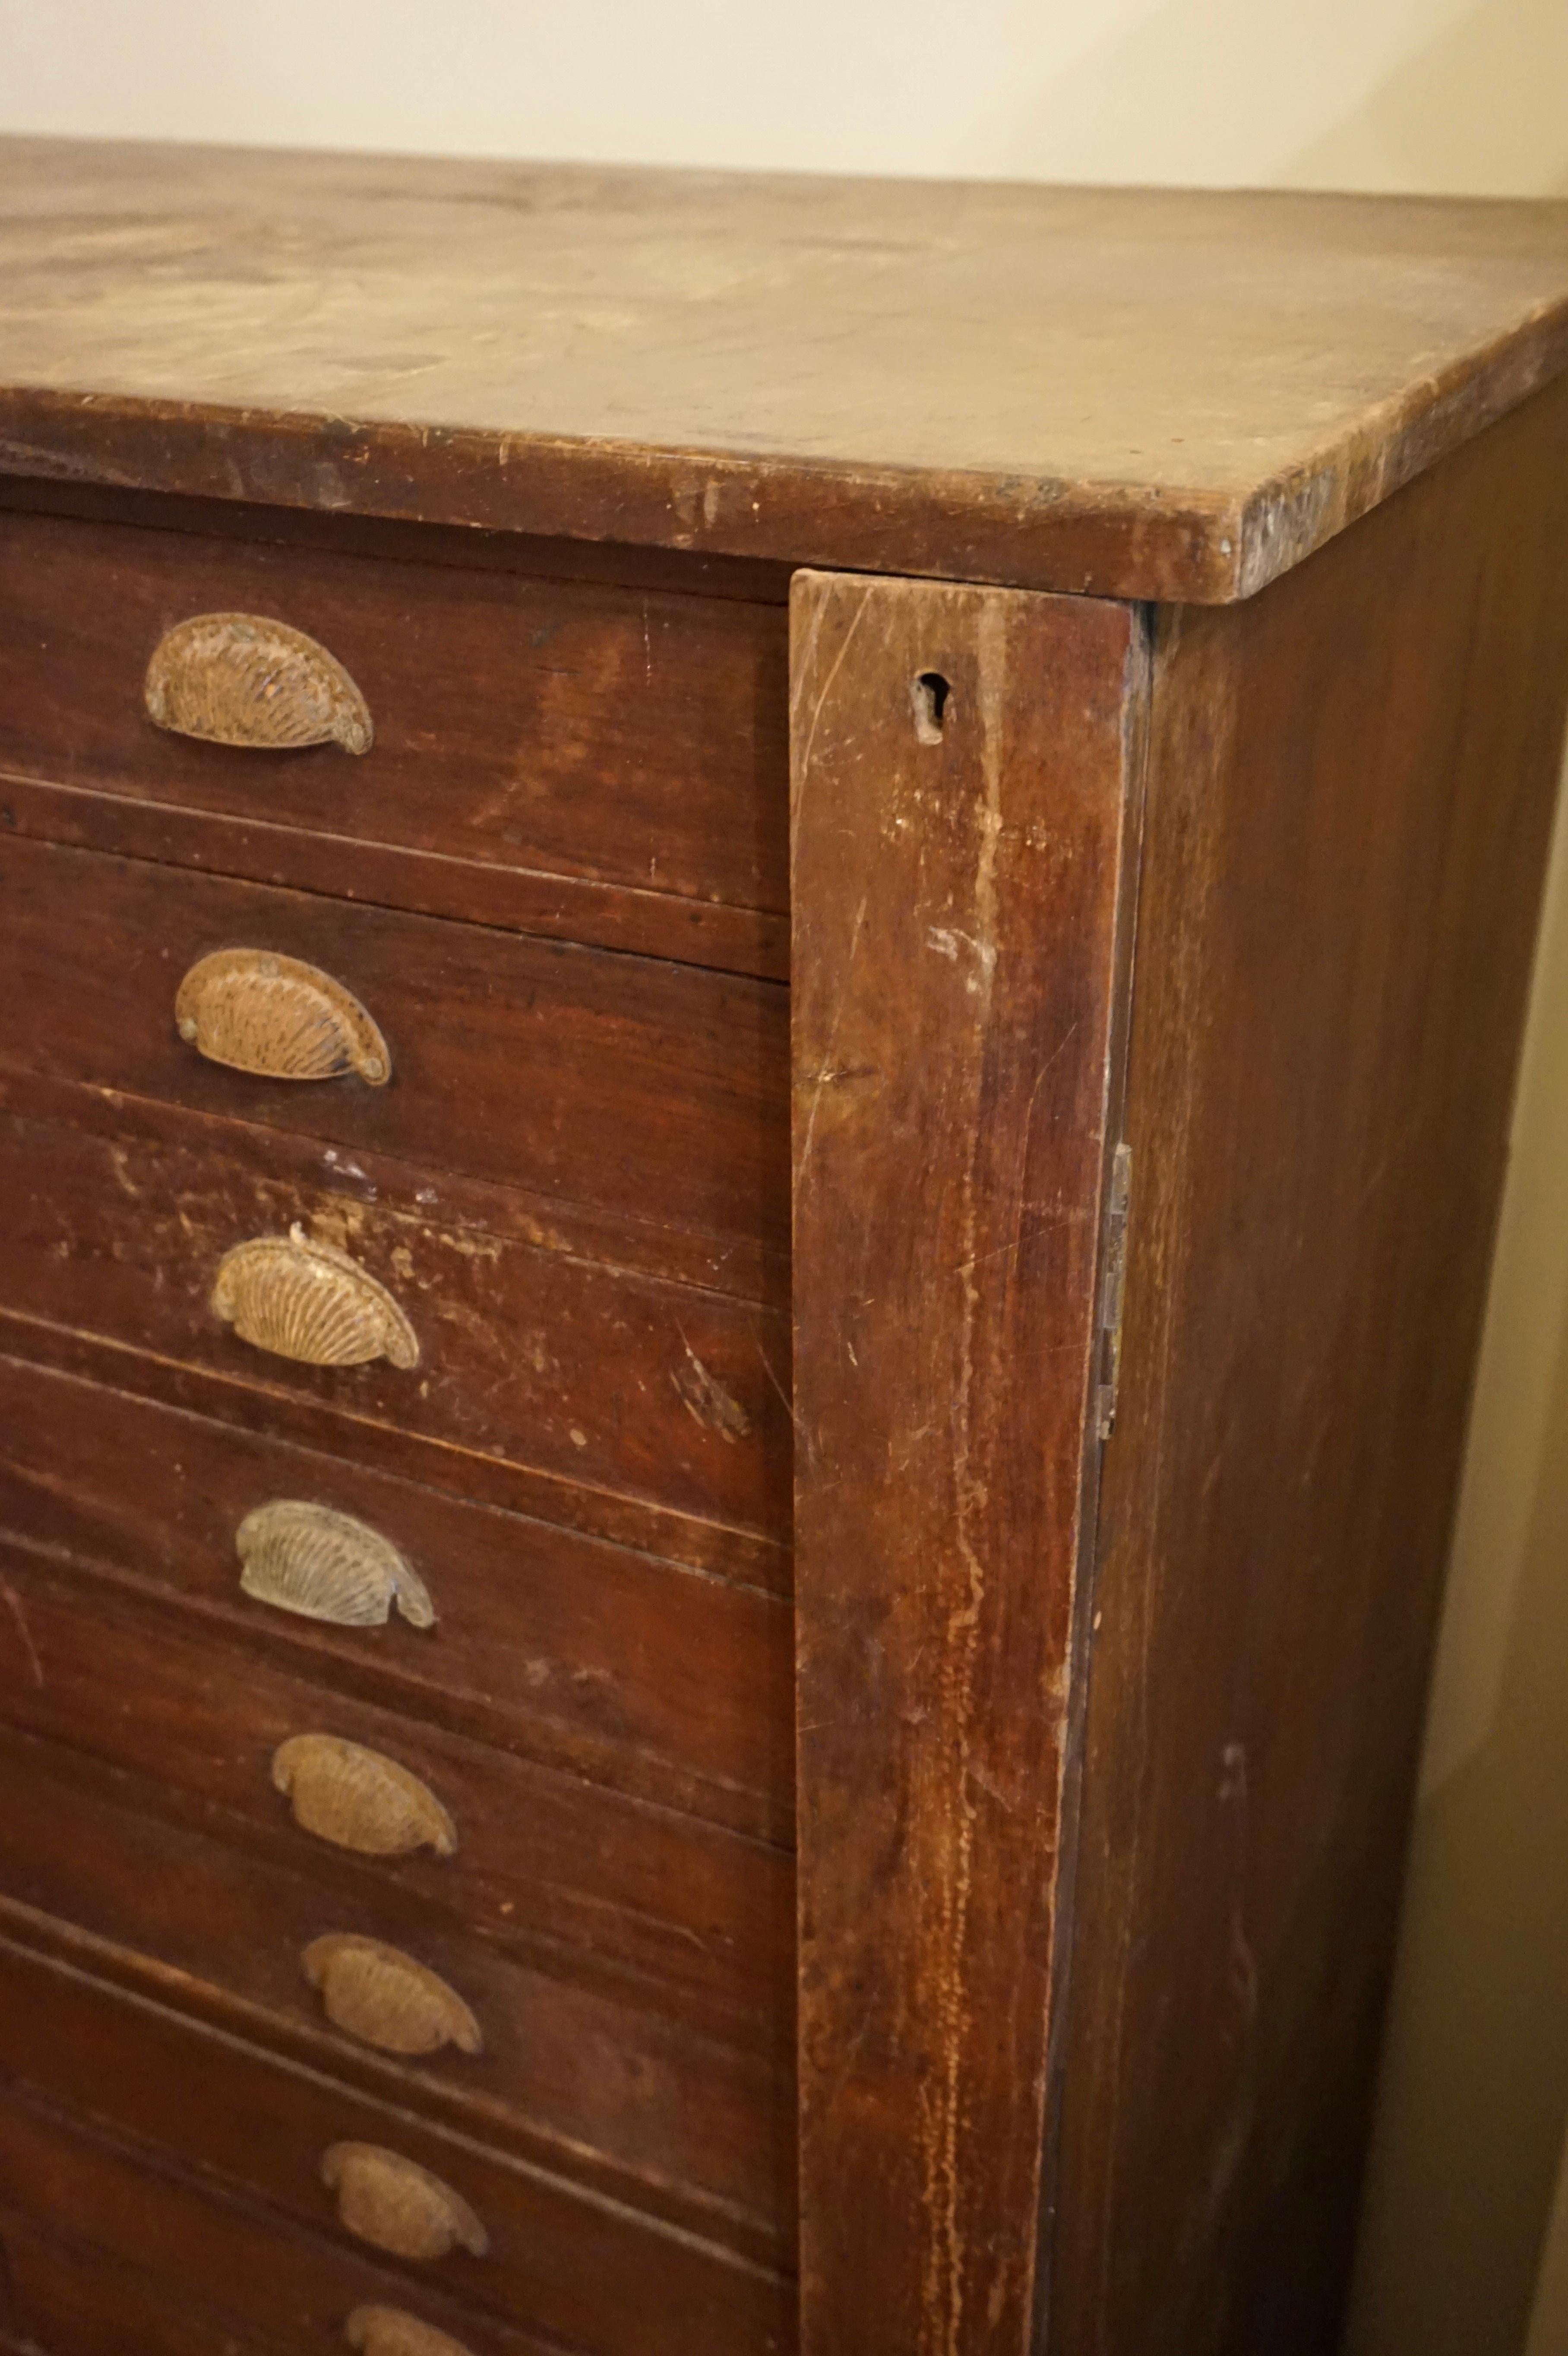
[788,571,1149,2356]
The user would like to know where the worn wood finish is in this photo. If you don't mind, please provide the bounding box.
[6,149,1568,2356]
[0,830,790,1279]
[1048,375,1568,2354]
[0,2082,618,2356]
[0,1542,792,2033]
[0,1355,792,1837]
[0,1934,796,2356]
[0,2210,297,2356]
[0,1281,785,1593]
[0,1733,792,2251]
[4,142,1568,602]
[790,574,1144,2356]
[0,1074,793,1540]
[0,502,790,966]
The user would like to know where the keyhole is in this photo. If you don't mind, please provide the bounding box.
[912,671,952,745]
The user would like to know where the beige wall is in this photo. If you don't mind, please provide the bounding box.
[3,2,1567,2346]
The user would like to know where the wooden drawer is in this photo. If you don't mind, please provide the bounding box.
[1,2204,292,2356]
[0,2036,770,2356]
[0,502,790,976]
[0,1732,791,2253]
[0,831,788,1291]
[0,1356,790,1842]
[0,1544,792,2040]
[0,1076,792,1543]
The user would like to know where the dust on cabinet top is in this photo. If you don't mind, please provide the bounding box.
[2,135,1567,604]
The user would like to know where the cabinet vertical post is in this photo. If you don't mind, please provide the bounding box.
[789,572,1148,2354]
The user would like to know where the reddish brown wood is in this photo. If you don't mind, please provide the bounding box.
[0,1073,792,1540]
[0,1542,790,2037]
[4,145,1568,602]
[790,573,1145,2355]
[0,771,789,982]
[0,830,790,1279]
[0,1293,786,1594]
[1047,374,1568,2355]
[0,1737,791,2257]
[0,1355,791,1840]
[0,2072,645,2356]
[3,149,1568,2356]
[2,2207,296,2356]
[0,504,790,969]
[0,1933,796,2356]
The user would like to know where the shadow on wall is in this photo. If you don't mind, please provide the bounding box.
[973,0,1568,195]
[1343,1270,1568,2356]
[1283,0,1568,196]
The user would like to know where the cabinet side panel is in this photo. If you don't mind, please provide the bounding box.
[1050,375,1568,2355]
[790,573,1144,2356]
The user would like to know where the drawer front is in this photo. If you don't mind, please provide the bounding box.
[0,1356,790,1841]
[0,2071,648,2356]
[0,505,789,972]
[0,1546,792,2034]
[0,1732,792,2248]
[0,1938,795,2356]
[0,832,789,1288]
[0,1077,792,1541]
[1,2209,290,2356]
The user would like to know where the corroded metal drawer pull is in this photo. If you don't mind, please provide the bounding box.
[321,2144,487,2261]
[146,613,373,754]
[348,2310,477,2356]
[272,1734,456,1856]
[176,949,390,1085]
[237,1500,435,1629]
[212,1226,419,1369]
[304,1934,481,2056]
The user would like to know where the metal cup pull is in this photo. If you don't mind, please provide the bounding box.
[145,612,373,754]
[272,1734,456,1858]
[321,2144,487,2261]
[303,1935,481,2057]
[347,2311,478,2356]
[211,1227,419,1370]
[176,949,390,1085]
[237,1500,435,1630]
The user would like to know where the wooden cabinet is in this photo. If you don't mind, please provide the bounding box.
[0,140,1566,2356]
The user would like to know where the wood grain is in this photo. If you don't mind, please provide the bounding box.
[0,830,790,1280]
[790,574,1144,2354]
[2,142,1568,601]
[0,1934,797,2356]
[0,1543,792,2034]
[0,501,789,966]
[1047,374,1568,2355]
[0,1730,792,2251]
[0,1072,793,1540]
[0,2077,632,2356]
[0,1290,786,1593]
[1,2206,298,2356]
[0,1355,791,1838]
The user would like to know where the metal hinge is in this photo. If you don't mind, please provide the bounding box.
[1095,1143,1132,1441]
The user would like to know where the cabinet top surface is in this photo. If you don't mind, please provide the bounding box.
[3,136,1568,602]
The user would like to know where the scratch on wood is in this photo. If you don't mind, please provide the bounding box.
[0,1574,44,1687]
[794,893,869,1190]
[920,596,1012,2352]
[672,1333,751,1441]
